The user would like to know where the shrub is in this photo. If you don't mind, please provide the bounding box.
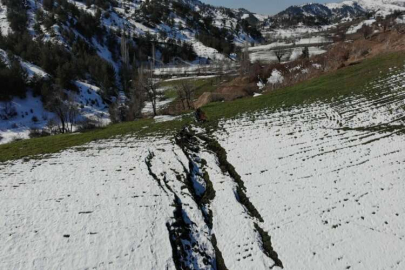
[76,117,102,132]
[29,128,51,138]
[0,102,17,120]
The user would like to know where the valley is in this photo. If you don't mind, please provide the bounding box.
[1,0,405,269]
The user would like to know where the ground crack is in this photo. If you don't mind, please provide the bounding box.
[196,128,284,269]
[175,127,228,270]
[145,148,217,269]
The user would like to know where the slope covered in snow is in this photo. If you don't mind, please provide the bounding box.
[215,68,405,269]
[264,0,405,30]
[357,0,405,14]
[1,50,405,269]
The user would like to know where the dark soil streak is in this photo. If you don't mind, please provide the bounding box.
[175,127,228,270]
[198,134,264,222]
[254,223,284,269]
[197,131,284,268]
[146,148,215,269]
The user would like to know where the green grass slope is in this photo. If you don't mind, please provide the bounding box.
[1,52,405,162]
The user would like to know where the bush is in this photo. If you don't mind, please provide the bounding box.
[29,128,51,138]
[76,117,102,132]
[31,116,39,123]
[0,101,18,120]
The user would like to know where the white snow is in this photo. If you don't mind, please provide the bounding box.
[0,81,110,144]
[346,19,376,34]
[20,61,49,80]
[1,60,405,270]
[0,91,54,144]
[0,2,10,36]
[267,69,284,85]
[0,138,178,269]
[250,46,326,64]
[214,67,405,270]
[356,0,405,15]
[142,97,174,115]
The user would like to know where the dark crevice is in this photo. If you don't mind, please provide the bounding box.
[196,130,284,269]
[147,149,215,269]
[175,127,228,270]
[211,234,229,270]
[174,126,283,269]
[145,151,167,193]
[175,128,216,228]
[166,195,193,270]
[254,223,284,269]
[198,133,264,222]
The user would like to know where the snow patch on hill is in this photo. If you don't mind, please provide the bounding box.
[0,80,110,144]
[0,2,10,36]
[215,67,405,270]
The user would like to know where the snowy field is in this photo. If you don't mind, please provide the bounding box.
[0,134,283,269]
[1,62,405,269]
[250,46,327,63]
[215,69,405,269]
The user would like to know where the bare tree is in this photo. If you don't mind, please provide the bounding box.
[239,41,251,75]
[176,81,196,110]
[45,90,79,133]
[274,49,286,63]
[127,71,146,120]
[361,24,373,39]
[121,32,131,92]
[138,65,159,116]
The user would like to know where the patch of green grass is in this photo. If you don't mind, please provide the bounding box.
[0,116,192,162]
[1,52,404,162]
[159,76,226,100]
[202,52,405,122]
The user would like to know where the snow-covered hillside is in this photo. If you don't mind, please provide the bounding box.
[0,0,267,143]
[357,0,405,15]
[1,53,405,270]
[215,66,405,269]
[264,0,405,29]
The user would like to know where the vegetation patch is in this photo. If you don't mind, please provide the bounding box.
[1,52,405,162]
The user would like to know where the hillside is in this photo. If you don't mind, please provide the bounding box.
[0,0,265,143]
[1,1,405,269]
[264,0,405,29]
[1,51,405,269]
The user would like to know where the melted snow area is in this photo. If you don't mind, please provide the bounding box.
[1,68,405,269]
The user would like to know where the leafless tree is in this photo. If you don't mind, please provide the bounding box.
[137,65,159,116]
[176,81,196,110]
[45,90,79,133]
[361,24,373,39]
[274,49,286,63]
[239,42,251,76]
[121,32,131,92]
[126,71,146,120]
[46,118,59,134]
[108,101,123,123]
